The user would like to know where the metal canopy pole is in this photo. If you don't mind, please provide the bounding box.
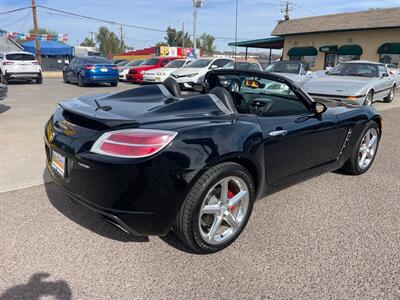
[245,47,248,60]
[269,48,272,64]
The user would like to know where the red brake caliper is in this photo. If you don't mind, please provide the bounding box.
[228,191,236,212]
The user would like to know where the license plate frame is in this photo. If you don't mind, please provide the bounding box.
[51,151,66,177]
[100,68,108,72]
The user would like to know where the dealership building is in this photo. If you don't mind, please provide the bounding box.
[230,7,400,70]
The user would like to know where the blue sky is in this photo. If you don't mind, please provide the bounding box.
[1,0,399,51]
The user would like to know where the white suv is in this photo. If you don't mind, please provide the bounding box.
[170,57,233,88]
[0,51,42,84]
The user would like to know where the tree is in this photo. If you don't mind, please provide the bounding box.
[197,33,216,56]
[159,26,193,48]
[95,27,122,57]
[80,37,96,47]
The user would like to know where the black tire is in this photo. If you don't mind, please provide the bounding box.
[174,162,255,254]
[63,72,69,83]
[78,74,86,87]
[36,75,43,84]
[383,86,395,103]
[340,121,380,175]
[363,91,374,106]
[0,72,8,84]
[110,82,118,87]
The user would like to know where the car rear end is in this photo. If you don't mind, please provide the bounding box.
[82,63,119,84]
[2,52,41,83]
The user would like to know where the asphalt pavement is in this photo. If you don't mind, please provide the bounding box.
[0,79,399,299]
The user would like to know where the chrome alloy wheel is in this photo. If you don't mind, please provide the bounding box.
[198,176,249,245]
[358,128,378,170]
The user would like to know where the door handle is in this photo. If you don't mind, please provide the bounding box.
[269,129,288,138]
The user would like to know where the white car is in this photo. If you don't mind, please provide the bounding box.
[385,63,400,86]
[265,60,312,86]
[0,51,42,84]
[171,57,233,88]
[143,59,192,83]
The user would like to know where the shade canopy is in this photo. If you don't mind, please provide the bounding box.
[228,37,284,49]
[319,45,337,52]
[377,43,400,54]
[337,44,363,56]
[287,46,317,56]
[22,40,73,56]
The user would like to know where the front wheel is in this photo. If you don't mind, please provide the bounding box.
[363,91,374,106]
[341,121,380,175]
[174,162,255,253]
[383,86,395,103]
[110,82,118,87]
[63,72,69,83]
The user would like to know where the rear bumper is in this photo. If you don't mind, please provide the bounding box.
[6,72,41,80]
[83,75,118,83]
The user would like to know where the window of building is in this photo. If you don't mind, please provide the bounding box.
[379,54,400,67]
[290,56,316,67]
[337,55,360,63]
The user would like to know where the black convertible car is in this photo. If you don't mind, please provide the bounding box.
[44,69,382,253]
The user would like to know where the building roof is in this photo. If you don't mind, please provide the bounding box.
[271,7,400,36]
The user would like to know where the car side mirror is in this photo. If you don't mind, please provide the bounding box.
[210,64,218,69]
[381,73,388,78]
[311,101,327,115]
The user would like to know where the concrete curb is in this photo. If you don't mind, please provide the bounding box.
[42,71,62,78]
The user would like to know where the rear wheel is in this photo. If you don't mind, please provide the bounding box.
[341,121,380,175]
[0,72,8,84]
[174,162,255,253]
[363,91,373,106]
[110,82,118,87]
[36,75,43,84]
[63,72,69,83]
[78,74,86,87]
[383,86,395,103]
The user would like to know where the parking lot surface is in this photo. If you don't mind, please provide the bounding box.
[1,79,399,299]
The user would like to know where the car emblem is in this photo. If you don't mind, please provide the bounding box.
[49,132,56,142]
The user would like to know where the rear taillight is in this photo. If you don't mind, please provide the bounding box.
[2,61,13,65]
[91,129,177,158]
[112,66,118,70]
[83,64,96,70]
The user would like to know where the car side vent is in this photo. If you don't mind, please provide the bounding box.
[62,110,109,131]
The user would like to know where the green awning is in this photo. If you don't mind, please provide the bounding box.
[287,46,318,56]
[337,44,363,56]
[377,43,400,54]
[319,45,337,52]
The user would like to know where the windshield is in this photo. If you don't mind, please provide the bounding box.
[83,57,112,64]
[165,60,185,68]
[265,62,300,74]
[116,61,129,66]
[223,61,260,71]
[140,58,159,66]
[5,53,36,61]
[126,60,143,67]
[328,63,378,77]
[185,59,212,68]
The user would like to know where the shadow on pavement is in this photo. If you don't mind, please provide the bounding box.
[0,273,72,300]
[0,104,10,114]
[44,177,149,243]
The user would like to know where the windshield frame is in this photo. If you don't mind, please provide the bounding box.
[185,59,212,68]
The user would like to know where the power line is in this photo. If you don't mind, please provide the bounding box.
[0,6,31,15]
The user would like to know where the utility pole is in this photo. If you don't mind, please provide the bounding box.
[31,0,41,64]
[119,25,124,51]
[181,21,185,49]
[88,31,96,44]
[281,1,293,20]
[192,0,204,52]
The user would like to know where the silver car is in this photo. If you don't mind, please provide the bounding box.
[303,61,396,106]
[265,60,312,86]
